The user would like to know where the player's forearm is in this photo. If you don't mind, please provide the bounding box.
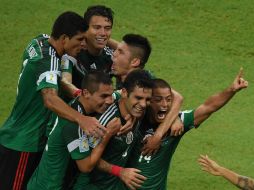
[155,89,183,137]
[42,88,83,124]
[203,87,237,113]
[83,136,112,172]
[219,166,254,190]
[194,87,238,125]
[96,159,113,174]
[107,38,119,50]
[61,76,79,98]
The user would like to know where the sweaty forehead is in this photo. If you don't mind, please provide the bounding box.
[118,41,130,50]
[152,87,172,96]
[89,15,112,25]
[131,86,152,95]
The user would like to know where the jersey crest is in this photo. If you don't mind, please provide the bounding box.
[126,131,134,144]
[90,63,97,70]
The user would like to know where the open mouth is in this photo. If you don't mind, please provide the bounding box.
[157,110,167,120]
[133,106,144,116]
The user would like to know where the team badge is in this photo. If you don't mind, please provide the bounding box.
[90,63,97,70]
[46,73,57,85]
[79,135,89,152]
[125,131,133,144]
[88,136,101,148]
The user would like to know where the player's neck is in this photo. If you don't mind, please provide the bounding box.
[118,99,135,122]
[48,37,64,57]
[87,46,103,56]
[120,75,127,83]
[79,97,93,114]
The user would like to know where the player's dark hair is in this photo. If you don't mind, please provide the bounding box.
[84,5,114,26]
[152,78,172,92]
[81,71,112,94]
[122,34,151,68]
[123,69,153,95]
[51,11,88,39]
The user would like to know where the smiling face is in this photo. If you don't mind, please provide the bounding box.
[64,31,86,57]
[85,15,112,53]
[123,86,152,118]
[88,83,114,114]
[149,87,173,123]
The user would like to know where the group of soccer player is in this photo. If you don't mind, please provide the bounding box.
[0,4,251,190]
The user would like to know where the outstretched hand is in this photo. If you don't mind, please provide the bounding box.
[231,68,248,92]
[198,155,222,176]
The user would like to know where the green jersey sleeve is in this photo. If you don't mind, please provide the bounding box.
[180,110,196,131]
[62,122,91,160]
[61,54,76,73]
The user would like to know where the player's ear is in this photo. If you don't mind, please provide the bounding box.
[82,89,90,98]
[130,58,141,68]
[60,34,69,45]
[121,88,128,98]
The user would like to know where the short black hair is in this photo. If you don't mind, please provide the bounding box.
[123,69,153,94]
[84,5,114,25]
[152,78,172,91]
[51,11,88,39]
[122,34,151,68]
[81,71,112,94]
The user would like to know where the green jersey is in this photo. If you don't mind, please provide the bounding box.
[61,46,113,89]
[75,102,141,190]
[125,110,196,190]
[27,98,98,190]
[0,34,61,152]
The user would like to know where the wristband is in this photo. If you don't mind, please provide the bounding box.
[111,165,123,177]
[73,89,82,97]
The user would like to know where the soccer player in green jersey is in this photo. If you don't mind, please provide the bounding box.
[73,69,153,190]
[0,12,106,190]
[125,68,248,190]
[27,71,120,190]
[111,33,184,155]
[61,5,114,99]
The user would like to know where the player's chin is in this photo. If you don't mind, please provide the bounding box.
[95,43,106,49]
[97,105,109,113]
[155,117,165,123]
[68,49,80,57]
[131,110,144,118]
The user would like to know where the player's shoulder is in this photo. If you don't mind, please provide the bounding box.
[70,98,85,114]
[61,54,77,70]
[98,102,119,126]
[24,34,57,61]
[179,109,196,129]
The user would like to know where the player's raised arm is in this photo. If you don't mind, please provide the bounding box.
[193,68,248,126]
[198,155,254,190]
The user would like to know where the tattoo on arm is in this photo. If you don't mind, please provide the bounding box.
[237,176,254,190]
